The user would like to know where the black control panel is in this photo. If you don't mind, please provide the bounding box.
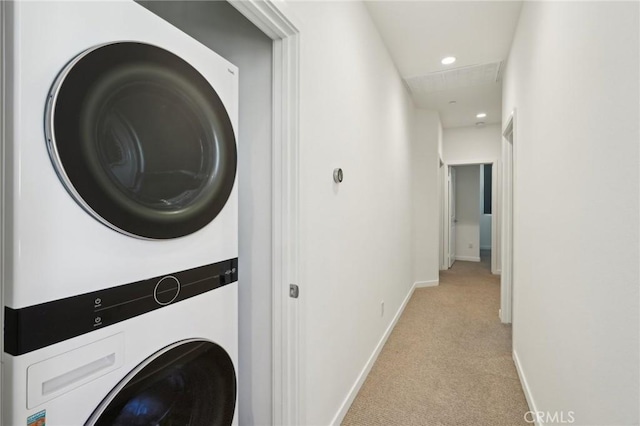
[4,258,238,356]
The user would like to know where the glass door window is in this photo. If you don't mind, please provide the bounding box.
[88,340,236,426]
[47,42,236,239]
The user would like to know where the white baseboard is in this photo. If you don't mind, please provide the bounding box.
[330,282,417,425]
[455,255,481,262]
[513,349,540,426]
[415,279,439,288]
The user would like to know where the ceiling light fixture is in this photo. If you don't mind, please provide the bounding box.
[441,56,456,65]
[476,112,487,118]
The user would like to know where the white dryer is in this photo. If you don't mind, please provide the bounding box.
[2,1,239,424]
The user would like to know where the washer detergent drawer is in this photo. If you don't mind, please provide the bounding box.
[27,333,124,409]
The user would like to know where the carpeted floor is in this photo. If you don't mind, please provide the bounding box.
[341,253,530,426]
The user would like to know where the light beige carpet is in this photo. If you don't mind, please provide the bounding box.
[342,254,530,426]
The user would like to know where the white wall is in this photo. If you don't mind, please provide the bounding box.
[413,110,442,286]
[454,165,480,262]
[137,3,273,424]
[443,124,501,164]
[443,124,501,271]
[503,2,639,424]
[285,1,430,424]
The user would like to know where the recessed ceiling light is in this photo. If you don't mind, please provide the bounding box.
[441,56,456,65]
[476,112,487,118]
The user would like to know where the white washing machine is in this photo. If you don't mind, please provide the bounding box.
[2,0,239,424]
[4,285,238,425]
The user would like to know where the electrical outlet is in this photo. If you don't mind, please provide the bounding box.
[381,301,385,317]
[468,243,473,248]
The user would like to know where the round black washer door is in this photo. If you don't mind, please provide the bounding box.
[47,42,237,239]
[88,340,236,426]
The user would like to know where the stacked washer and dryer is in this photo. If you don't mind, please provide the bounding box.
[2,1,239,425]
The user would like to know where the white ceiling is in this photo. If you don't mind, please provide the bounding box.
[365,1,523,128]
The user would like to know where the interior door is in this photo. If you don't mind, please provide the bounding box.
[448,167,456,267]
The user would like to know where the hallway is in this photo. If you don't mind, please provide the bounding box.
[342,258,528,425]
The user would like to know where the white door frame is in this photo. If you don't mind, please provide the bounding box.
[439,157,445,270]
[447,166,456,268]
[442,160,500,275]
[0,3,5,419]
[228,2,301,424]
[500,110,516,324]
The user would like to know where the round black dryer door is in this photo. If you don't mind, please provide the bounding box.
[87,340,236,426]
[46,42,237,239]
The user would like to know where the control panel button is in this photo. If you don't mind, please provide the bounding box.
[154,276,180,305]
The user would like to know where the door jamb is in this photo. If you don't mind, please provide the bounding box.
[501,110,516,324]
[228,1,301,424]
[446,166,454,268]
[0,2,5,419]
[439,157,446,270]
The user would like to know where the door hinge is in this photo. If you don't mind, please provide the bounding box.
[289,284,299,299]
